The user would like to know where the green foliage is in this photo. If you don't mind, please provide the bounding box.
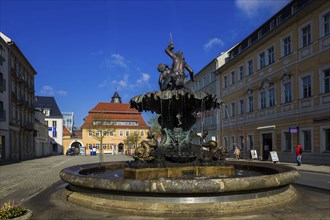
[147,114,161,137]
[0,200,27,220]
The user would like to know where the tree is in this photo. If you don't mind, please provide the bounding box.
[124,133,141,154]
[83,114,116,162]
[147,114,162,139]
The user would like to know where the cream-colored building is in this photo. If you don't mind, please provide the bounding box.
[34,110,52,157]
[186,52,229,145]
[0,32,36,161]
[81,91,149,155]
[216,0,330,165]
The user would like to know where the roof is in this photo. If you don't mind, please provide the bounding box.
[35,96,63,118]
[63,126,71,136]
[82,102,149,129]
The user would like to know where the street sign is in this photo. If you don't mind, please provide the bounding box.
[270,151,279,163]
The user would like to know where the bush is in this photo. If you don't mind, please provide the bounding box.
[0,200,27,220]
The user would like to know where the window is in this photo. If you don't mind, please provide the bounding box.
[283,132,292,151]
[302,130,312,152]
[248,96,254,112]
[247,135,254,150]
[238,65,244,80]
[321,128,330,152]
[126,130,129,137]
[95,130,100,136]
[223,137,227,148]
[260,91,266,109]
[103,143,107,149]
[269,88,275,107]
[270,20,275,30]
[258,30,263,39]
[224,104,228,119]
[282,35,291,56]
[141,131,144,136]
[52,120,57,127]
[238,99,244,114]
[230,71,235,85]
[302,75,312,98]
[109,131,114,136]
[96,144,100,149]
[119,131,123,136]
[276,15,282,25]
[259,52,265,69]
[231,102,235,117]
[284,81,292,103]
[223,75,228,89]
[321,68,330,94]
[320,11,330,37]
[268,46,275,64]
[88,131,93,136]
[301,24,311,48]
[247,59,253,75]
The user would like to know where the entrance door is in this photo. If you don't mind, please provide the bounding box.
[262,133,272,160]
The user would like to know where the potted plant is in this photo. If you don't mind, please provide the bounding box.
[0,200,32,220]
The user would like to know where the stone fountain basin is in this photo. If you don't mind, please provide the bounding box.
[59,161,299,195]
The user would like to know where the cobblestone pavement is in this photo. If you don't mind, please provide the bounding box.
[1,155,329,220]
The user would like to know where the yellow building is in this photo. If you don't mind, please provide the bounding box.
[216,0,330,165]
[81,91,149,155]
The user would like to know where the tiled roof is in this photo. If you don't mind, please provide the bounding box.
[63,126,71,136]
[82,102,149,129]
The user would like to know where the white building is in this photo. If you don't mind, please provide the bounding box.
[186,52,229,145]
[34,110,52,157]
[35,96,64,154]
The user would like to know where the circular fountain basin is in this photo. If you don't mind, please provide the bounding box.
[60,161,300,217]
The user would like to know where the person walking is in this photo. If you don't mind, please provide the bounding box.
[234,146,241,160]
[296,145,303,166]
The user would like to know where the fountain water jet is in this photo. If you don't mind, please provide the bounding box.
[60,39,299,217]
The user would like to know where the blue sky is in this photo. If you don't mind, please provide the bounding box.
[0,0,290,126]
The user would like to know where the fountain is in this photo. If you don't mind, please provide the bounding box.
[60,39,299,217]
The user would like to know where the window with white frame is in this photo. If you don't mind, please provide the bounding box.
[230,136,235,150]
[96,144,100,149]
[320,11,330,37]
[281,35,291,57]
[88,131,93,136]
[320,67,330,94]
[260,91,266,109]
[247,96,254,112]
[238,65,244,80]
[126,130,129,137]
[119,130,123,136]
[259,51,265,69]
[238,98,244,115]
[109,131,114,136]
[95,130,100,136]
[230,102,236,117]
[141,131,144,137]
[283,131,292,151]
[301,75,312,98]
[223,75,228,89]
[269,88,275,107]
[283,81,292,103]
[230,71,235,85]
[270,20,275,30]
[268,46,275,64]
[102,143,107,149]
[247,59,253,75]
[300,23,312,48]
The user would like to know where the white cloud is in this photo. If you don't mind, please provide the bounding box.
[39,85,68,96]
[204,38,225,51]
[111,74,129,88]
[235,0,290,18]
[136,73,150,84]
[111,54,128,68]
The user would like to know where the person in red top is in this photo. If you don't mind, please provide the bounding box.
[296,145,303,166]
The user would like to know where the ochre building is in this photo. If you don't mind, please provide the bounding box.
[216,0,330,164]
[81,91,149,155]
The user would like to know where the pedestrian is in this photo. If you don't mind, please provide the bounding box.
[234,146,241,160]
[296,144,303,166]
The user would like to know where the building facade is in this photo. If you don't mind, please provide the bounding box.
[186,52,229,145]
[35,96,64,154]
[216,0,330,164]
[34,110,52,157]
[0,32,36,161]
[62,112,74,133]
[81,91,149,155]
